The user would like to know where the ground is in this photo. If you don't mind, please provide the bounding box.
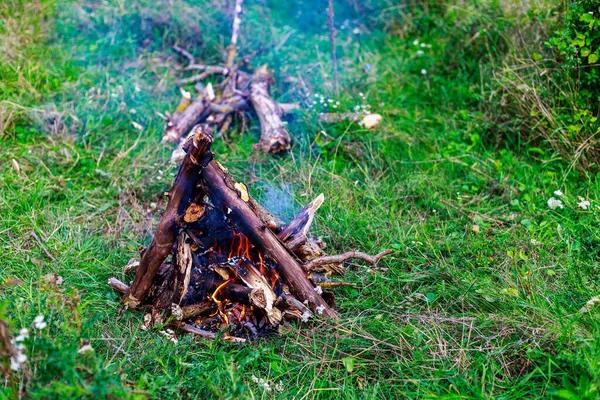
[1,0,600,399]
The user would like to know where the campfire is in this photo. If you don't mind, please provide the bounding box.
[109,127,390,342]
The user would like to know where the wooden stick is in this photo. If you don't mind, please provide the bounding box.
[30,231,57,262]
[327,0,338,94]
[177,67,229,86]
[108,277,129,294]
[250,66,291,154]
[176,322,246,343]
[200,161,339,318]
[304,250,392,272]
[126,127,213,308]
[278,193,324,242]
[173,45,195,64]
[163,93,211,143]
[226,0,244,69]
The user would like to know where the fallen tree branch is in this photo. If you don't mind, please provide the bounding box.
[163,91,211,143]
[250,66,292,153]
[304,250,392,272]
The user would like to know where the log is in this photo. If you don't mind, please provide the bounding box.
[200,161,339,318]
[163,91,211,144]
[126,127,214,308]
[250,66,291,154]
[278,193,324,242]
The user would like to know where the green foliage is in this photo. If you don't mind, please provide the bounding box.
[549,0,600,105]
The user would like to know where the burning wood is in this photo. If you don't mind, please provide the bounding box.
[164,0,292,158]
[109,126,390,341]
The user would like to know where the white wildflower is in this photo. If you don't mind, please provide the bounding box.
[416,50,424,56]
[412,39,419,46]
[19,328,29,339]
[420,69,427,75]
[420,42,426,48]
[301,310,312,322]
[10,352,27,371]
[78,344,95,354]
[160,328,178,344]
[554,190,563,196]
[131,121,143,131]
[252,376,272,392]
[14,334,26,343]
[314,285,323,295]
[10,340,27,371]
[547,197,563,210]
[129,108,137,114]
[33,315,47,330]
[578,196,590,210]
[316,305,326,315]
[275,382,284,392]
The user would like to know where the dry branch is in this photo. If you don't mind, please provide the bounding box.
[304,249,392,272]
[163,93,210,144]
[250,66,292,154]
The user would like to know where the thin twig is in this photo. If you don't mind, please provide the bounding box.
[304,250,392,272]
[327,0,338,94]
[30,231,57,262]
[177,67,229,86]
[184,64,226,71]
[173,45,195,64]
[175,322,247,343]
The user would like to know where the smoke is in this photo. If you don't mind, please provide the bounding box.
[257,181,297,222]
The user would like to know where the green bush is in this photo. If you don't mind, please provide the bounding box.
[549,0,600,108]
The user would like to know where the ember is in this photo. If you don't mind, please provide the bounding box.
[109,127,391,341]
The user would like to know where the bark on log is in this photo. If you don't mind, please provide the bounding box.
[163,93,211,144]
[154,232,194,309]
[250,66,291,154]
[126,127,214,308]
[200,161,339,318]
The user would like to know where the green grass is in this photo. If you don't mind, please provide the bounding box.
[1,0,600,398]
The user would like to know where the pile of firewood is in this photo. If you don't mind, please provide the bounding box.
[109,127,390,341]
[162,0,298,163]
